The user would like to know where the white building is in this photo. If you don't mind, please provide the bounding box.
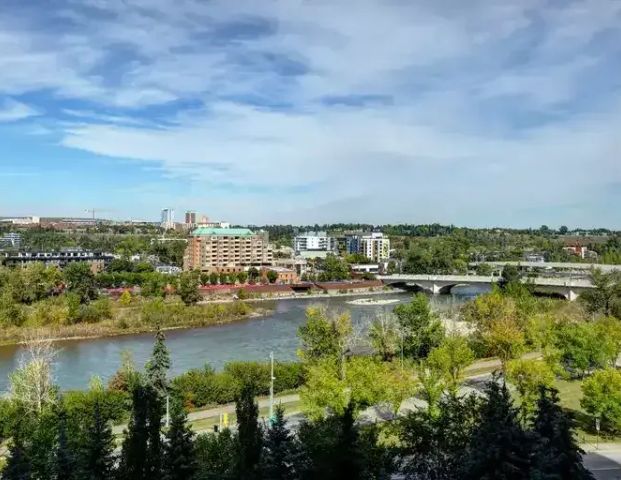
[161,208,174,229]
[294,231,337,253]
[360,232,390,262]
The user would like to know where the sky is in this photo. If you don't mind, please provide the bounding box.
[0,0,620,227]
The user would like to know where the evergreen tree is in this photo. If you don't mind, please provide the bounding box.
[260,405,297,480]
[235,383,263,480]
[146,327,171,398]
[2,429,31,480]
[463,378,532,480]
[530,386,594,479]
[52,409,76,480]
[79,400,115,480]
[117,384,162,480]
[163,401,197,480]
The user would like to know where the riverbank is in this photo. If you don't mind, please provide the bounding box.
[200,287,406,304]
[0,301,267,347]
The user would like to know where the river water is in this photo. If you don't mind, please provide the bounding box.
[0,287,489,391]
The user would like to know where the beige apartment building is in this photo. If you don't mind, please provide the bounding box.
[184,227,273,273]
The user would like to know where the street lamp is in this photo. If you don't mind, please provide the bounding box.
[269,351,275,426]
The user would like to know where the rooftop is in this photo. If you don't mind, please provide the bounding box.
[192,227,254,237]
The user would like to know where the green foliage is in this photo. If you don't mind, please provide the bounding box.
[554,322,615,377]
[163,402,197,480]
[297,307,352,364]
[78,399,116,480]
[475,263,493,276]
[237,271,248,284]
[235,384,263,480]
[63,262,99,303]
[266,270,278,284]
[177,271,201,306]
[146,327,171,397]
[581,368,621,434]
[2,429,32,480]
[194,430,238,479]
[580,270,621,317]
[463,378,532,480]
[506,359,555,417]
[368,313,400,361]
[427,335,474,392]
[260,404,298,480]
[531,387,594,479]
[393,294,444,359]
[319,254,351,281]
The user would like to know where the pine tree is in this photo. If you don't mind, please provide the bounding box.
[79,400,115,480]
[52,409,76,480]
[463,378,532,480]
[530,386,594,480]
[163,402,197,480]
[146,327,171,398]
[236,383,263,480]
[118,384,162,480]
[2,430,31,480]
[260,405,297,480]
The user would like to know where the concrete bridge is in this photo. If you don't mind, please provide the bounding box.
[378,274,594,301]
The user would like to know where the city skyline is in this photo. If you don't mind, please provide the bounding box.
[0,0,620,227]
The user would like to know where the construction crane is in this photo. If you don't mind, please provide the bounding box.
[84,208,111,220]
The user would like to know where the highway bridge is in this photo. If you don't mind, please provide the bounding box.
[378,274,594,301]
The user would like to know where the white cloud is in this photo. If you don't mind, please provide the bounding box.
[0,99,40,122]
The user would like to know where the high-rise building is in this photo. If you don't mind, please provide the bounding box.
[360,232,391,262]
[185,210,197,225]
[184,226,273,273]
[161,208,174,229]
[294,232,337,254]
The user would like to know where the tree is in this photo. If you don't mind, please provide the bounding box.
[297,307,353,367]
[400,393,480,479]
[219,272,229,285]
[117,384,163,480]
[482,316,525,373]
[235,383,263,479]
[209,272,219,285]
[63,262,98,303]
[581,368,621,433]
[266,270,278,284]
[9,332,58,414]
[162,402,197,480]
[177,271,201,305]
[506,359,555,418]
[51,408,76,480]
[463,378,532,480]
[119,290,132,307]
[248,267,260,284]
[2,428,31,480]
[237,271,248,285]
[393,294,444,359]
[500,264,521,287]
[195,430,238,478]
[260,404,297,480]
[559,225,569,235]
[79,399,116,480]
[475,263,493,276]
[531,387,594,479]
[427,335,474,392]
[368,313,400,361]
[554,322,613,377]
[146,327,171,398]
[580,270,621,317]
[416,361,445,415]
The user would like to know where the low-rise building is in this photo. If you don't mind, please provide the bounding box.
[0,232,22,249]
[4,248,113,273]
[350,263,380,274]
[184,226,272,273]
[262,266,299,284]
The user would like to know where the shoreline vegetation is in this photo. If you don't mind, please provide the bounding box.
[0,300,262,347]
[0,288,405,347]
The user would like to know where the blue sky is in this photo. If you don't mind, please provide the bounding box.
[0,0,620,227]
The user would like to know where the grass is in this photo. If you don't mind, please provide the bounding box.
[554,378,621,446]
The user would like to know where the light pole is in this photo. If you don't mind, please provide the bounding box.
[165,393,170,428]
[269,351,275,425]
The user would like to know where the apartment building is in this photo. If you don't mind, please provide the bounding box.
[360,232,391,262]
[184,227,273,273]
[4,248,113,273]
[294,231,337,254]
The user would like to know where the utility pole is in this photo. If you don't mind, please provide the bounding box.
[269,351,275,425]
[165,394,170,428]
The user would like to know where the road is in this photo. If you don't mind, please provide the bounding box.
[584,445,621,480]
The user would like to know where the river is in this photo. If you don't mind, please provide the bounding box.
[0,287,489,391]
